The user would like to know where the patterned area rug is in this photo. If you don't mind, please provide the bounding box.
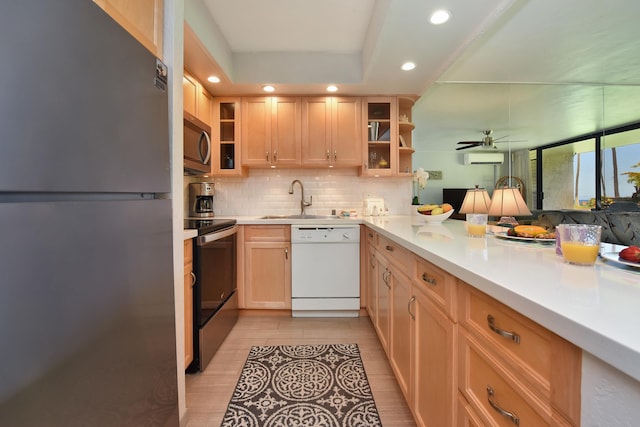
[221,343,382,427]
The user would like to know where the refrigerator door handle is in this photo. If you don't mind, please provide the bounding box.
[198,131,211,165]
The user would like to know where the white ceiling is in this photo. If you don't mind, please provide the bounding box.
[184,0,640,152]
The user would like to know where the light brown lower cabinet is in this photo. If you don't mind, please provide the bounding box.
[183,239,194,369]
[412,283,457,426]
[389,266,413,402]
[363,226,581,427]
[241,225,291,309]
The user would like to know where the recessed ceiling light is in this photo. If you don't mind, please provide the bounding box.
[207,75,220,83]
[326,85,338,92]
[401,62,416,71]
[430,9,451,25]
[263,85,275,93]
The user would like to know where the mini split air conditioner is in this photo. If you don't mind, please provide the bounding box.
[463,152,504,165]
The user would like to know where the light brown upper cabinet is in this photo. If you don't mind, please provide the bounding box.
[93,0,163,59]
[361,96,415,176]
[241,97,301,168]
[183,70,212,126]
[301,97,362,168]
[212,98,244,176]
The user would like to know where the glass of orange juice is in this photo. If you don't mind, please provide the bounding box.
[466,213,488,237]
[557,224,602,266]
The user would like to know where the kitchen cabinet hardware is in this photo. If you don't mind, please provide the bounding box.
[487,386,520,425]
[422,272,437,285]
[285,247,288,260]
[383,268,391,288]
[370,253,376,268]
[407,296,416,319]
[191,272,196,286]
[386,245,394,252]
[487,314,521,344]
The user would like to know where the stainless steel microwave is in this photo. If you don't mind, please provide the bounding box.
[184,111,211,174]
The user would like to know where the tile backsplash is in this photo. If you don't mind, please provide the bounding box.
[184,169,412,217]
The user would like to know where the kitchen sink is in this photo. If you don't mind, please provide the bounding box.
[260,214,341,220]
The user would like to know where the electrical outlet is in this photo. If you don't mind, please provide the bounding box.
[427,170,442,180]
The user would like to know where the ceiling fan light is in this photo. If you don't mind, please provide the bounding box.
[401,62,416,71]
[430,9,451,25]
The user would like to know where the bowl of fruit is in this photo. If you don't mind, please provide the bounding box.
[416,203,454,223]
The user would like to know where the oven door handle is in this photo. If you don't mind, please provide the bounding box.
[197,225,238,246]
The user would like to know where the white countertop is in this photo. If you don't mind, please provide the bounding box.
[363,215,640,382]
[183,214,640,381]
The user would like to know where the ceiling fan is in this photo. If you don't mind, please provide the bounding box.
[456,130,510,151]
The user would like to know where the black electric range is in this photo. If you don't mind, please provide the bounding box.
[184,218,237,236]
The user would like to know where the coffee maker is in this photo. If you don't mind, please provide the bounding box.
[189,182,215,218]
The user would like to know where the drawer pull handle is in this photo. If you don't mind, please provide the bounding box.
[190,271,196,286]
[407,296,416,319]
[487,386,519,425]
[385,245,394,252]
[421,273,436,285]
[487,315,521,344]
[367,232,373,238]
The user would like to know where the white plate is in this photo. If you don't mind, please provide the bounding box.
[494,231,556,244]
[601,251,640,268]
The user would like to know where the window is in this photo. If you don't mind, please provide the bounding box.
[533,123,640,210]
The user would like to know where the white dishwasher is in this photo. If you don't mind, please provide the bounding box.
[291,225,360,317]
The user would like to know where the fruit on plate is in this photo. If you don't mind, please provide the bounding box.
[417,203,453,215]
[507,225,556,239]
[619,246,640,263]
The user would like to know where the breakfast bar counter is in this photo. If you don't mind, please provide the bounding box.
[363,215,640,383]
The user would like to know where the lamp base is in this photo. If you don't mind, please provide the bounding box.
[496,216,519,227]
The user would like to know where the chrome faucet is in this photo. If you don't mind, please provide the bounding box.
[289,179,312,215]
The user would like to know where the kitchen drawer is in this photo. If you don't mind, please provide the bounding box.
[414,256,457,319]
[377,234,412,271]
[457,392,485,427]
[244,225,290,242]
[458,329,574,427]
[458,284,581,424]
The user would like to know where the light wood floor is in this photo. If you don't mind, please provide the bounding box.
[185,311,416,426]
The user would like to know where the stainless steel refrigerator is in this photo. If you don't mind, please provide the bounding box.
[0,1,178,425]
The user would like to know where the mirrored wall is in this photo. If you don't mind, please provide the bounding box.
[412,83,640,211]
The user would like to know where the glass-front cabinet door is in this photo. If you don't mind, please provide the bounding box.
[363,97,397,176]
[212,98,244,176]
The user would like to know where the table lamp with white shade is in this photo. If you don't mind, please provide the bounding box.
[488,186,532,226]
[459,185,492,214]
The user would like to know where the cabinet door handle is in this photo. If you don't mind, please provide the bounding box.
[367,232,374,238]
[326,149,330,160]
[266,151,270,161]
[383,269,391,288]
[421,272,436,286]
[333,150,337,161]
[273,149,277,161]
[285,247,289,260]
[385,245,394,252]
[407,296,416,319]
[190,271,196,286]
[370,254,376,268]
[487,315,521,344]
[487,386,519,425]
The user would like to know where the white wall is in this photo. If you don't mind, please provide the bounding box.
[412,149,500,204]
[582,352,640,426]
